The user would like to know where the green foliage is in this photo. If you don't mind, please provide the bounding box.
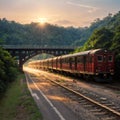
[75,11,120,53]
[111,25,120,53]
[0,47,18,93]
[0,11,120,48]
[0,74,42,120]
[0,19,84,47]
[75,11,120,51]
[81,28,114,51]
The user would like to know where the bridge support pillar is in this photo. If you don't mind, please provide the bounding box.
[19,57,23,70]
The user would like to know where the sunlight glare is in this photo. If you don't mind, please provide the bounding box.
[38,17,47,25]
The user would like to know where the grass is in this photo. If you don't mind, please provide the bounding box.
[115,91,120,94]
[0,73,43,120]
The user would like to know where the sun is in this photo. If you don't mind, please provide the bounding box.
[38,17,47,25]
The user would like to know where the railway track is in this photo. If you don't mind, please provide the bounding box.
[38,72,120,120]
[47,70,120,92]
[104,84,120,91]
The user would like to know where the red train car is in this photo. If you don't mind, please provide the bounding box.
[28,49,114,82]
[59,49,114,81]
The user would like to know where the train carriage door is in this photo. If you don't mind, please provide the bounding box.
[70,57,72,70]
[75,57,77,70]
[89,55,92,72]
[97,54,103,72]
[69,57,75,70]
[56,58,58,69]
[107,54,114,73]
[97,53,107,72]
[72,57,75,70]
[83,55,86,71]
[103,54,107,72]
[69,57,71,70]
[60,57,62,69]
[103,52,111,72]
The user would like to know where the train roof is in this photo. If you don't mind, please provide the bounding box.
[61,49,102,58]
[89,49,102,54]
[28,49,113,63]
[90,49,113,54]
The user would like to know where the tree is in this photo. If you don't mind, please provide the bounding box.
[81,27,114,51]
[0,47,18,92]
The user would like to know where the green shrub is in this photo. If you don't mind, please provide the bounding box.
[0,47,18,93]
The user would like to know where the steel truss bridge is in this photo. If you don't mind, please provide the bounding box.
[1,45,75,70]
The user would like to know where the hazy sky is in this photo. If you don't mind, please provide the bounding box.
[0,0,120,27]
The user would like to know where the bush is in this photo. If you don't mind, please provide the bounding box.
[0,47,18,93]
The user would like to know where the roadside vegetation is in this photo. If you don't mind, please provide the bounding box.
[0,47,18,93]
[0,73,43,120]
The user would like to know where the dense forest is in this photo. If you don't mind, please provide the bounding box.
[0,12,120,49]
[76,11,120,53]
[0,47,18,93]
[0,19,87,47]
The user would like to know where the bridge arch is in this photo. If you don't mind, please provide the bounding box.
[3,45,75,70]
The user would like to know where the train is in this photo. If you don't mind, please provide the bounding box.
[28,49,115,82]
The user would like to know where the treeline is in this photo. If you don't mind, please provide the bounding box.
[0,12,120,48]
[1,12,120,48]
[0,18,87,47]
[0,47,18,93]
[76,12,120,52]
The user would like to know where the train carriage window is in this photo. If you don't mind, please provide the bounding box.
[108,55,113,62]
[77,56,83,63]
[70,57,75,63]
[64,58,66,63]
[58,59,60,64]
[66,58,69,63]
[77,57,80,63]
[72,57,75,63]
[83,56,86,63]
[65,58,68,63]
[89,56,92,63]
[97,55,103,62]
[62,59,65,63]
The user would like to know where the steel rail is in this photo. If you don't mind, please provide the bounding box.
[46,77,120,117]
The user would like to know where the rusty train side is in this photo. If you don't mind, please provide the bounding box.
[28,49,115,82]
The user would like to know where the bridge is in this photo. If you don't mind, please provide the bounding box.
[1,45,75,70]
